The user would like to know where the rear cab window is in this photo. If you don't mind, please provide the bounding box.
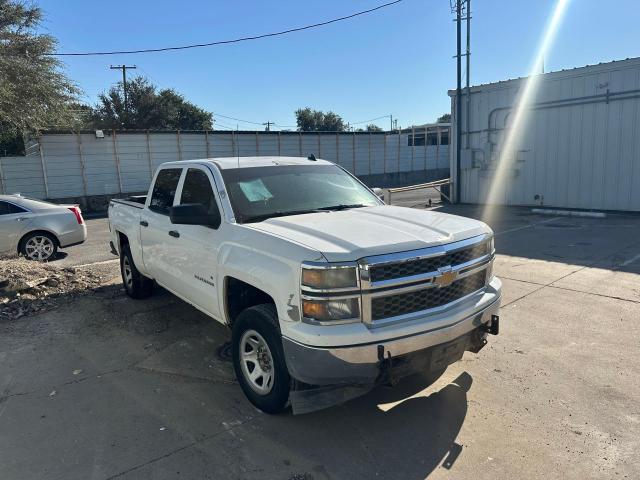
[148,168,182,215]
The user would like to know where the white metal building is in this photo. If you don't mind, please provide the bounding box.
[450,57,640,212]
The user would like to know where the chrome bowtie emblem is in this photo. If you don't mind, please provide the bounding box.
[434,266,457,288]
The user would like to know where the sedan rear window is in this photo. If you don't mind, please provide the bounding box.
[0,201,27,215]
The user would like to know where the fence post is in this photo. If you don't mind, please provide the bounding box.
[112,131,123,193]
[336,133,339,165]
[278,132,281,156]
[383,133,387,173]
[76,132,89,197]
[177,130,182,160]
[352,132,356,174]
[424,126,428,170]
[396,129,401,173]
[37,138,50,198]
[0,158,5,195]
[205,130,211,158]
[232,131,237,156]
[317,132,321,158]
[255,131,260,156]
[436,126,441,170]
[298,132,302,156]
[368,132,372,175]
[411,126,415,173]
[146,130,153,179]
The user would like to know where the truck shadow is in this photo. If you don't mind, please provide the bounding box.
[265,371,472,479]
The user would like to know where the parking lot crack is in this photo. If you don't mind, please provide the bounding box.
[103,415,257,479]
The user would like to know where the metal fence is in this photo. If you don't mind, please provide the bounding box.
[1,127,449,201]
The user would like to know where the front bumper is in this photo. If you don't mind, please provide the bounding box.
[283,293,501,386]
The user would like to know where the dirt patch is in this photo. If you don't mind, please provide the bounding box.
[0,258,120,321]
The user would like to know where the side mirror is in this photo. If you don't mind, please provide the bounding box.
[371,187,385,201]
[169,203,221,229]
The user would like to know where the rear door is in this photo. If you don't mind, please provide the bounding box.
[0,200,34,253]
[168,166,224,317]
[140,168,183,286]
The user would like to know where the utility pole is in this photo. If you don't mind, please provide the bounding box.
[390,114,393,131]
[456,0,462,203]
[110,65,137,112]
[262,121,273,131]
[465,0,471,149]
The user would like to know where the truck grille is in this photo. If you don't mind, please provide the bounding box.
[371,271,487,320]
[369,240,491,282]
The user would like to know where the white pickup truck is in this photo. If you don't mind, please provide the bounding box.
[108,156,501,414]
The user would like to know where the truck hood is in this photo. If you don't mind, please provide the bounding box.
[246,205,490,262]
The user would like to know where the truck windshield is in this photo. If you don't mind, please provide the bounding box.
[220,164,381,223]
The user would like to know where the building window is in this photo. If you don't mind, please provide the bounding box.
[440,130,450,145]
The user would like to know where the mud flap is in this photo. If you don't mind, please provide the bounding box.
[289,384,373,415]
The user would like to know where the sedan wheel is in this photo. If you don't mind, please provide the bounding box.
[23,234,56,261]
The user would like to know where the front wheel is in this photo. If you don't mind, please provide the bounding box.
[120,245,153,299]
[232,304,290,414]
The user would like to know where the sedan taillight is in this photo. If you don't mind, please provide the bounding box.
[68,206,84,224]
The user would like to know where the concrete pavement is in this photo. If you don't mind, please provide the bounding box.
[1,205,639,479]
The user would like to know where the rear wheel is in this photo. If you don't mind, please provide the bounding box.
[20,232,57,262]
[232,304,290,414]
[120,245,153,299]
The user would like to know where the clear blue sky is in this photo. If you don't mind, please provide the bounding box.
[38,0,639,130]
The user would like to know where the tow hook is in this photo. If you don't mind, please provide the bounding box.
[377,345,398,386]
[482,315,500,335]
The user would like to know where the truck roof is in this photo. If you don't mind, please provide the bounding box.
[165,156,334,170]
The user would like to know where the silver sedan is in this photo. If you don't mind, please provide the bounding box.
[0,194,87,261]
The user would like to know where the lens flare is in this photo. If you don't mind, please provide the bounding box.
[482,0,571,222]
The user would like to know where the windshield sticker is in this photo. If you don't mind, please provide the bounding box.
[239,179,273,202]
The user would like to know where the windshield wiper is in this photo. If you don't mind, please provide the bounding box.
[316,203,368,211]
[241,208,326,223]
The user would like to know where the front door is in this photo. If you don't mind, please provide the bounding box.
[169,167,223,318]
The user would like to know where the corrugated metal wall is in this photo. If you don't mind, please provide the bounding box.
[2,129,449,200]
[450,57,640,211]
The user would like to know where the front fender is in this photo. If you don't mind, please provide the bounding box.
[217,238,323,327]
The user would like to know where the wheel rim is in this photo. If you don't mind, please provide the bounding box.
[25,236,54,261]
[239,329,274,395]
[122,256,133,290]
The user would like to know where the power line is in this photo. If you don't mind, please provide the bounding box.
[349,114,392,125]
[49,1,403,57]
[213,112,264,125]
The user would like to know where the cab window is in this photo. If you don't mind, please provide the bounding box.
[149,168,182,215]
[180,168,221,218]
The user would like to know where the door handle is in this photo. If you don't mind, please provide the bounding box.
[16,217,27,222]
[140,220,149,227]
[168,230,180,238]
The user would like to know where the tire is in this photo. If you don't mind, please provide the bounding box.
[20,232,58,262]
[120,244,153,299]
[232,304,290,414]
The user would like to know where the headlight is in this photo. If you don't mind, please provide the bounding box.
[302,298,360,323]
[301,264,358,289]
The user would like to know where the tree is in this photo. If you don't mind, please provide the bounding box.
[295,108,346,132]
[91,77,213,130]
[437,113,451,123]
[0,0,79,154]
[356,124,384,132]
